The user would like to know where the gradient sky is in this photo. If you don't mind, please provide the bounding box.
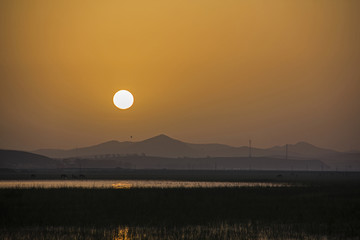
[1,0,359,151]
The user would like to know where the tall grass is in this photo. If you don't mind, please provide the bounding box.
[1,184,360,238]
[0,224,345,240]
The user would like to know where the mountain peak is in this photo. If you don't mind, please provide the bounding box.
[143,134,182,143]
[288,141,338,156]
[152,134,173,140]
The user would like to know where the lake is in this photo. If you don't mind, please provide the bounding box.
[0,180,289,189]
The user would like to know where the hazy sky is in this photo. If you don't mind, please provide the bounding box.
[1,0,359,151]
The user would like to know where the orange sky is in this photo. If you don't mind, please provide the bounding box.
[0,0,359,151]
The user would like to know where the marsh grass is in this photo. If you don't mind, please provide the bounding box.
[1,184,359,239]
[0,224,342,240]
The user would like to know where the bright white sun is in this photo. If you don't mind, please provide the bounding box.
[113,90,134,110]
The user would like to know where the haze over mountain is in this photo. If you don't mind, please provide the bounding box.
[0,134,358,171]
[33,134,359,169]
[32,134,272,158]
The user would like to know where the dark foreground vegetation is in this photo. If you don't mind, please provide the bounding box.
[1,180,360,239]
[2,169,360,183]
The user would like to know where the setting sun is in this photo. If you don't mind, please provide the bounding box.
[113,90,134,110]
[0,0,359,238]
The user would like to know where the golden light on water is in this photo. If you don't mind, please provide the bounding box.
[0,180,288,189]
[113,227,131,240]
[112,182,132,189]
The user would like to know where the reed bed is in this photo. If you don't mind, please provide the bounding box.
[1,183,359,239]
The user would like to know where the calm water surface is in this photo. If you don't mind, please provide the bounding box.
[0,180,289,189]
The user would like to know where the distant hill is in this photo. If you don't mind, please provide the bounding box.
[34,134,264,158]
[32,134,342,159]
[126,135,197,157]
[266,142,338,159]
[35,140,133,159]
[0,150,58,169]
[33,134,360,171]
[2,135,358,171]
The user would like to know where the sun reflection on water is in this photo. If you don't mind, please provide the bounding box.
[113,227,131,240]
[112,182,132,189]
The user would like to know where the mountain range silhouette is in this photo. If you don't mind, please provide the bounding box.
[33,134,358,164]
[1,134,359,170]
